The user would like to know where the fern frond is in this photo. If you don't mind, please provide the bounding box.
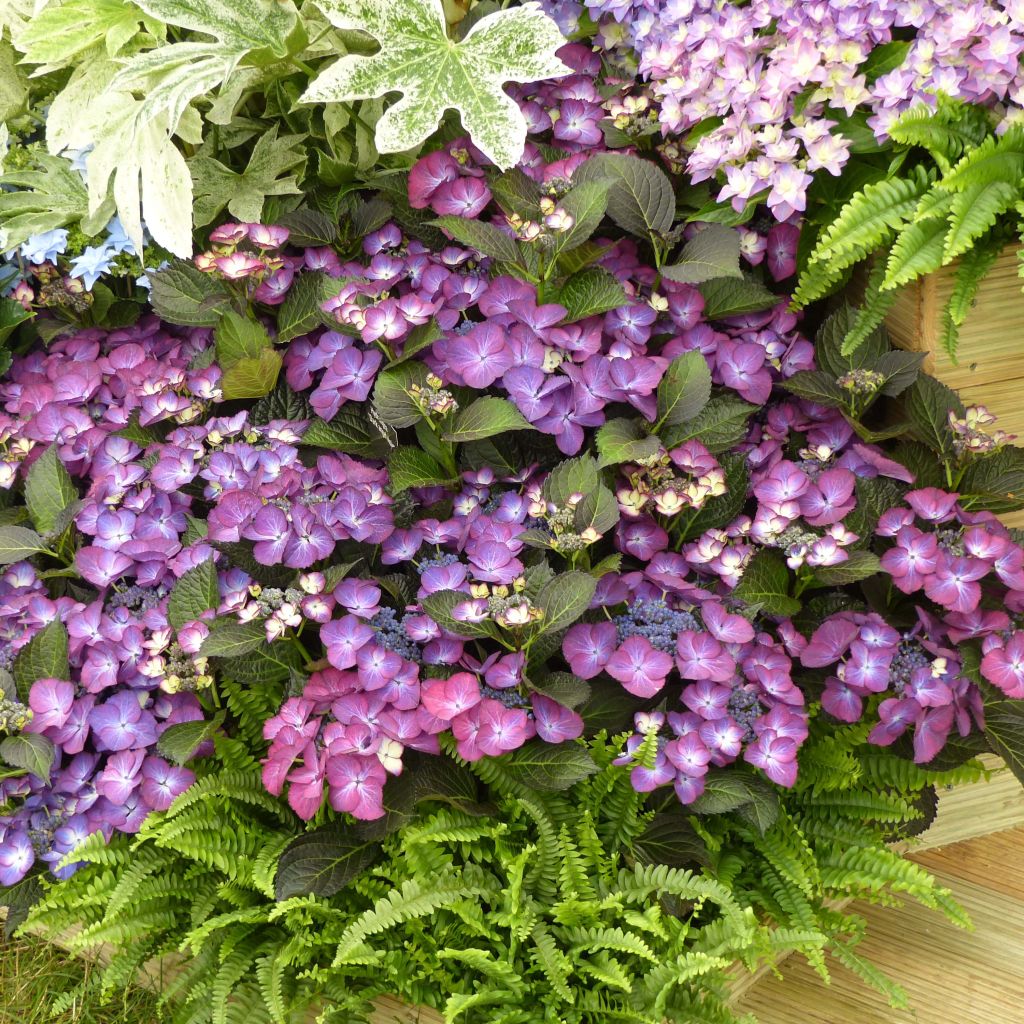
[565,925,657,962]
[795,166,933,306]
[941,235,1005,359]
[530,923,574,1003]
[943,125,1024,190]
[829,939,909,1009]
[558,824,596,900]
[943,179,1016,261]
[438,947,525,991]
[576,951,633,993]
[881,199,949,290]
[333,877,488,964]
[842,257,900,356]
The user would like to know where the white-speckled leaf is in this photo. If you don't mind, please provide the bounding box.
[130,0,299,52]
[302,0,571,169]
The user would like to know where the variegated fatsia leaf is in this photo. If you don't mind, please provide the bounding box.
[301,0,571,169]
[39,0,302,255]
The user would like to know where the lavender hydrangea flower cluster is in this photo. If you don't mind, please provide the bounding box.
[543,0,1024,219]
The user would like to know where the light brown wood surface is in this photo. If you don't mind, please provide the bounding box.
[738,827,1024,1024]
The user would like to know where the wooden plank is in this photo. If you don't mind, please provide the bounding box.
[884,244,1024,392]
[737,828,1024,1024]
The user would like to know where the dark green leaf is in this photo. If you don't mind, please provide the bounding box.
[148,259,231,327]
[595,418,662,468]
[199,621,266,657]
[661,395,757,453]
[861,40,911,83]
[698,277,778,319]
[301,410,393,458]
[958,447,1024,514]
[276,272,334,343]
[275,829,382,900]
[387,446,452,494]
[876,349,923,397]
[442,397,534,442]
[534,571,597,636]
[24,444,76,535]
[372,363,429,428]
[551,180,611,256]
[274,208,339,246]
[556,267,629,323]
[662,224,742,284]
[809,551,883,588]
[387,319,441,367]
[0,297,32,344]
[488,167,541,219]
[633,813,710,868]
[157,710,226,766]
[0,525,46,563]
[220,641,303,686]
[572,152,674,238]
[689,769,780,833]
[421,590,500,640]
[251,380,314,423]
[656,351,712,428]
[981,686,1024,787]
[492,741,598,791]
[0,732,55,784]
[780,370,847,408]
[13,620,68,700]
[167,558,219,630]
[733,550,800,617]
[544,454,600,506]
[904,374,963,457]
[528,671,591,710]
[432,216,522,264]
[816,304,889,377]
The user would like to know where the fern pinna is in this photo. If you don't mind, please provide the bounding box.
[23,728,971,1024]
[794,98,1024,359]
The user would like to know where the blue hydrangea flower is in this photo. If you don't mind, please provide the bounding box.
[18,228,68,264]
[104,216,137,256]
[68,244,116,290]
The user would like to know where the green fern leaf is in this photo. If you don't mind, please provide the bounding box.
[943,125,1024,191]
[881,200,950,290]
[530,923,574,1003]
[943,179,1016,261]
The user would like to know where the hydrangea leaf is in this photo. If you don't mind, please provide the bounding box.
[301,0,572,169]
[190,127,308,227]
[0,733,56,786]
[24,444,77,536]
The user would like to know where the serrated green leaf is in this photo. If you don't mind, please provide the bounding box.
[733,551,800,617]
[199,621,266,658]
[904,374,963,457]
[388,447,452,494]
[534,571,596,636]
[0,733,56,785]
[276,272,335,343]
[18,0,152,67]
[655,351,712,429]
[148,260,231,327]
[420,590,500,640]
[157,710,226,766]
[219,349,283,400]
[0,297,32,345]
[167,558,219,630]
[299,0,571,169]
[275,828,382,900]
[543,455,600,506]
[491,740,598,791]
[527,671,590,710]
[372,363,429,428]
[0,526,47,564]
[301,411,393,458]
[808,551,883,588]
[572,152,674,238]
[551,180,610,256]
[698,277,779,319]
[662,224,742,284]
[595,418,663,467]
[660,395,757,453]
[431,217,522,264]
[780,371,847,408]
[442,397,534,442]
[556,267,629,323]
[24,445,77,536]
[13,621,69,701]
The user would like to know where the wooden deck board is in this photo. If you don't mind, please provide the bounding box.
[738,827,1024,1024]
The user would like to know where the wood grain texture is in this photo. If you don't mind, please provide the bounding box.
[885,244,1024,391]
[738,827,1024,1024]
